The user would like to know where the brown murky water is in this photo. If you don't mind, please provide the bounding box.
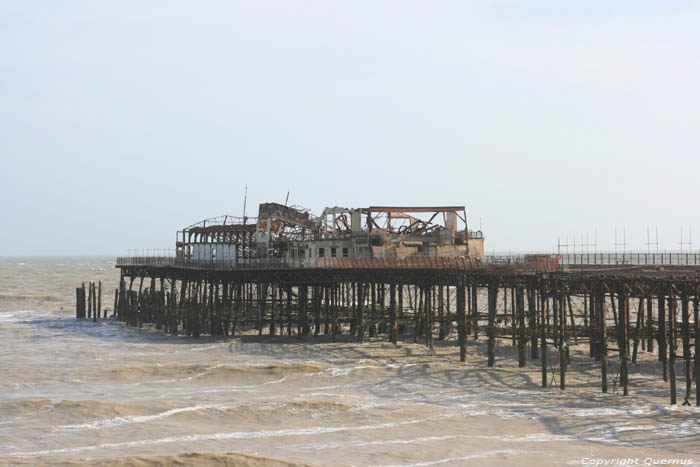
[1,258,700,466]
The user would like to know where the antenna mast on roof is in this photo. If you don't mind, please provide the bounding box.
[614,227,627,255]
[285,189,290,207]
[243,185,248,225]
[679,225,692,253]
[645,226,659,254]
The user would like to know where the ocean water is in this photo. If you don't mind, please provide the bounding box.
[1,258,700,466]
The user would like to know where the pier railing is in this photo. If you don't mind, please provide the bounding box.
[116,255,481,271]
[560,252,700,266]
[484,252,700,267]
[117,252,700,272]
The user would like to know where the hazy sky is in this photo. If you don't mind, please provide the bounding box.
[2,1,699,256]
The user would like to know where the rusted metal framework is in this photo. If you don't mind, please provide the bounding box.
[365,206,466,235]
[175,202,485,262]
[177,215,257,260]
[256,203,319,259]
[359,206,483,258]
[319,207,357,238]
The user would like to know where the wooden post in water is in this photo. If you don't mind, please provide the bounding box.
[270,284,277,336]
[92,281,97,323]
[682,294,691,403]
[583,292,589,347]
[587,292,596,359]
[640,297,646,352]
[92,281,97,319]
[118,278,126,322]
[632,298,643,364]
[668,298,677,405]
[314,286,322,337]
[332,286,339,340]
[81,283,86,318]
[659,293,667,381]
[97,280,102,319]
[465,285,471,336]
[396,285,403,335]
[567,294,576,346]
[257,283,264,336]
[559,295,566,390]
[487,284,497,367]
[390,283,397,345]
[510,287,516,346]
[618,287,629,396]
[278,287,285,336]
[369,283,376,338]
[113,288,119,319]
[457,282,466,362]
[414,286,422,343]
[175,280,186,336]
[87,282,92,319]
[286,286,293,336]
[694,298,700,407]
[647,295,654,353]
[169,282,177,334]
[357,283,364,343]
[541,290,547,387]
[669,296,677,404]
[529,287,538,360]
[599,287,608,393]
[591,292,599,361]
[472,285,479,340]
[425,286,433,350]
[302,285,310,337]
[75,287,84,318]
[517,286,526,367]
[323,286,330,336]
[445,285,452,336]
[438,285,445,340]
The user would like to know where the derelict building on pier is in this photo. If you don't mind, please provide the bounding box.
[176,203,484,264]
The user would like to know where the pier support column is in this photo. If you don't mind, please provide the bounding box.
[659,294,667,382]
[286,286,293,336]
[517,286,526,367]
[599,286,608,393]
[425,286,433,351]
[357,283,364,343]
[390,284,397,345]
[472,285,479,340]
[270,284,277,336]
[669,296,677,404]
[694,298,699,407]
[438,286,444,340]
[559,295,566,390]
[457,282,466,362]
[646,295,654,353]
[487,284,497,367]
[541,290,547,388]
[529,287,538,360]
[682,295,691,403]
[398,285,404,335]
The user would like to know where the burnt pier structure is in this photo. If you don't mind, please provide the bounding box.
[82,202,700,405]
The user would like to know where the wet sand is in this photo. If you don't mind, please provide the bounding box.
[1,258,699,466]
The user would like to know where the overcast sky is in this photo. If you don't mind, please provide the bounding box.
[1,1,699,256]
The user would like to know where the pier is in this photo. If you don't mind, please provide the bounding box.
[79,202,700,405]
